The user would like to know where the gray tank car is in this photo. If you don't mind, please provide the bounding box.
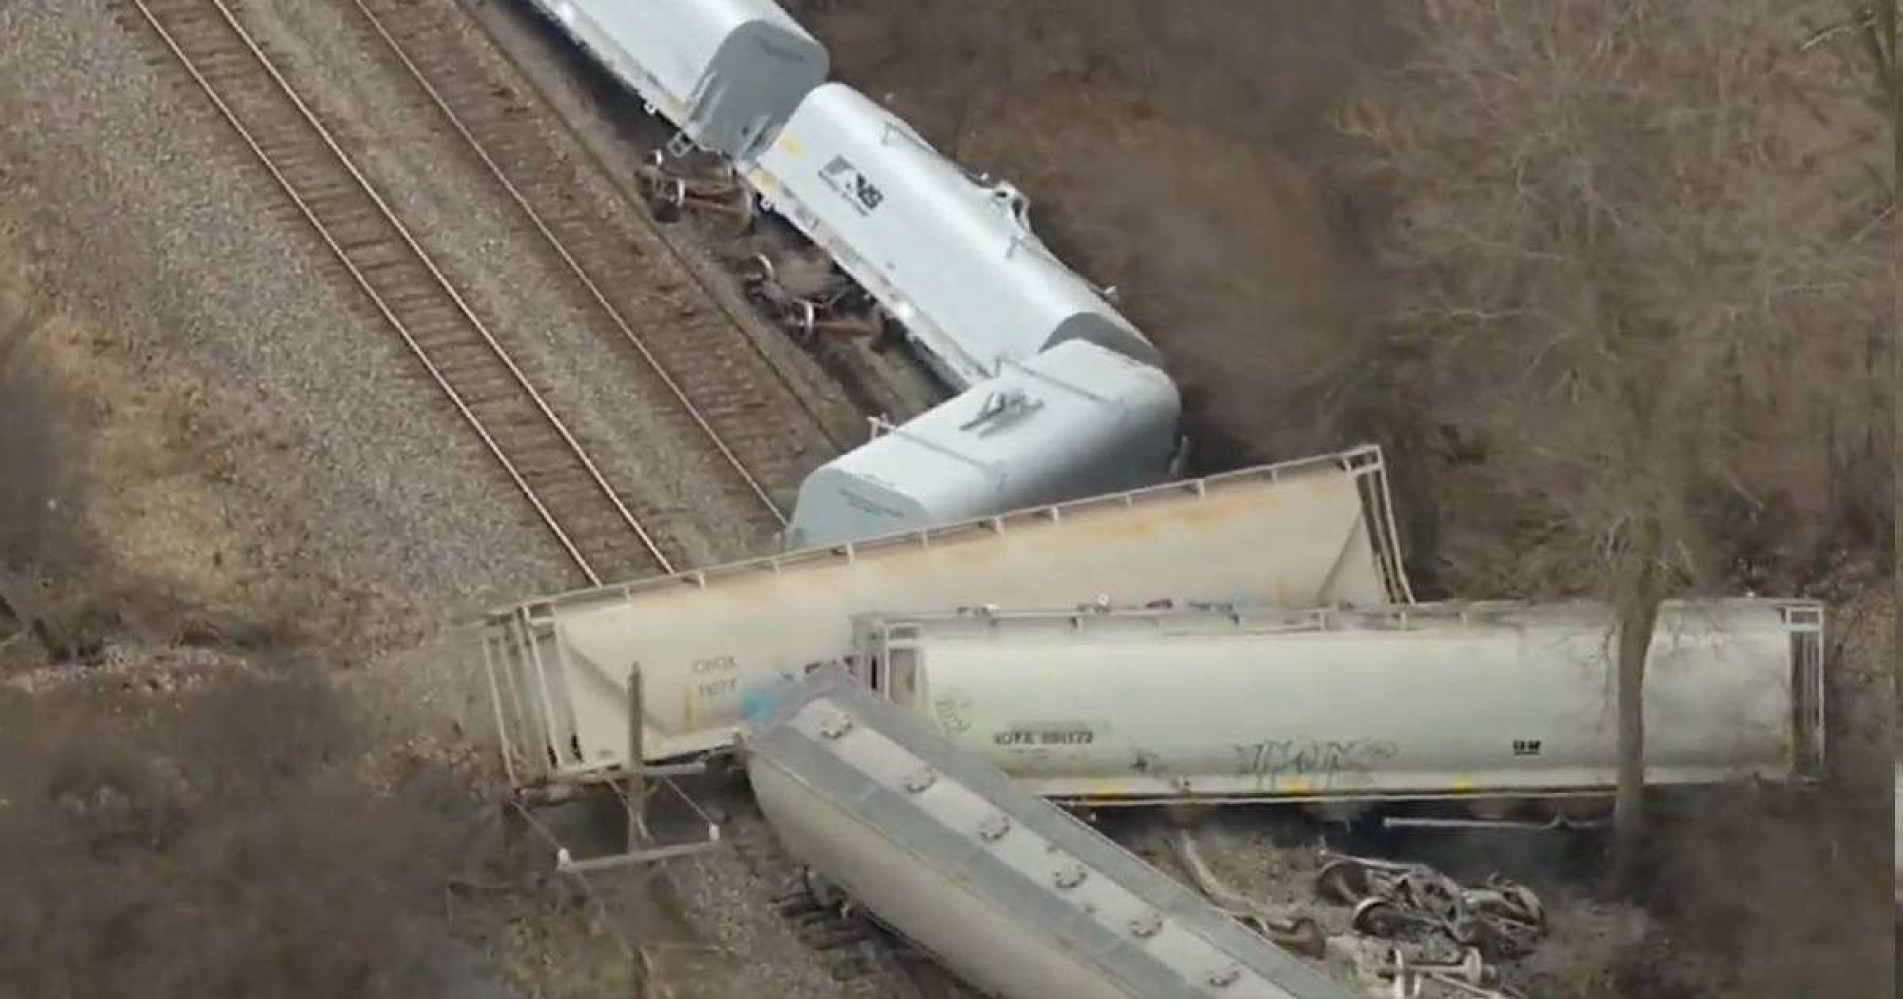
[742,670,1359,999]
[785,339,1183,549]
[524,0,827,160]
[845,599,1827,814]
[741,82,1161,390]
[480,446,1413,783]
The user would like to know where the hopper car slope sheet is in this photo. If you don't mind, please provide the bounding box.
[742,671,1359,999]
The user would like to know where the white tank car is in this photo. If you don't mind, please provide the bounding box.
[523,0,827,160]
[845,600,1827,809]
[740,82,1161,391]
[744,671,1359,999]
[785,340,1183,549]
[480,446,1413,785]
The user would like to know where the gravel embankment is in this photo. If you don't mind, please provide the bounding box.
[232,0,789,568]
[0,0,571,620]
[459,0,949,427]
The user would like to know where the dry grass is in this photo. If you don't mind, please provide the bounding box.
[0,228,427,665]
[0,239,472,999]
[0,664,471,999]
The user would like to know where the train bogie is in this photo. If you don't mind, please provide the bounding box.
[742,671,1359,999]
[525,0,827,160]
[481,446,1412,784]
[847,599,1826,805]
[742,83,1160,390]
[785,339,1183,549]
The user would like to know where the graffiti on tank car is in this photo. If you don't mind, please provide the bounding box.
[933,691,973,736]
[1232,738,1401,784]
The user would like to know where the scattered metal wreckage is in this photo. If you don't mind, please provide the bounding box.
[1169,828,1330,959]
[1164,829,1542,998]
[1314,851,1546,964]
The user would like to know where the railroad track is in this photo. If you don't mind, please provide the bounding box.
[121,0,673,585]
[341,0,839,521]
[120,3,943,994]
[722,795,935,999]
[120,0,823,587]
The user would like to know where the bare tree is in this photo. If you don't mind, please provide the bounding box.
[1347,0,1892,891]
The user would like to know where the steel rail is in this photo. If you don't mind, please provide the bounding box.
[347,0,787,525]
[125,0,672,584]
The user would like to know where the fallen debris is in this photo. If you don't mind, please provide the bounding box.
[1169,828,1328,958]
[1315,851,1546,962]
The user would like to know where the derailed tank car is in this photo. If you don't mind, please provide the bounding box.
[741,82,1161,390]
[743,671,1359,999]
[523,0,828,160]
[846,600,1827,812]
[786,339,1183,549]
[480,446,1412,783]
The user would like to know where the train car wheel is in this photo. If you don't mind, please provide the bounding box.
[1315,858,1372,904]
[1350,897,1408,938]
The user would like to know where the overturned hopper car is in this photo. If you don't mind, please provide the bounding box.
[743,671,1359,999]
[480,446,1412,786]
[785,339,1184,550]
[846,599,1827,815]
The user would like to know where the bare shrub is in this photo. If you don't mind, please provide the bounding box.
[1350,0,1893,981]
[0,664,470,999]
[1355,0,1891,591]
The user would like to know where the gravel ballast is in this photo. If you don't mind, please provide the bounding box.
[0,0,572,619]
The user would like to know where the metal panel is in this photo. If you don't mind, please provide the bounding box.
[786,339,1182,548]
[743,83,1158,390]
[526,0,827,159]
[744,672,1357,999]
[1780,601,1826,778]
[849,599,1824,804]
[1893,762,1902,905]
[482,445,1412,782]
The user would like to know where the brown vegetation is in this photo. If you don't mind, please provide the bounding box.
[1347,0,1894,891]
[1351,0,1892,595]
[0,667,470,999]
[0,272,473,999]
